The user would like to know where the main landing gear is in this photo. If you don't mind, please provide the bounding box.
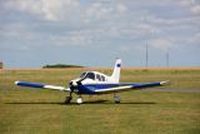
[64,93,83,104]
[114,94,121,103]
[65,93,121,104]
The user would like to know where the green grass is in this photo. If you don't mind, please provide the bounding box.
[0,68,200,134]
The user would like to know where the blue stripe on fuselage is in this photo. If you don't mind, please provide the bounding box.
[77,83,130,94]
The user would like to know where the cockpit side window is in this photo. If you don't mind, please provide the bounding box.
[101,75,105,81]
[96,74,101,81]
[86,72,95,80]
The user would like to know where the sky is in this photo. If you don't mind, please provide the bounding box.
[0,0,200,68]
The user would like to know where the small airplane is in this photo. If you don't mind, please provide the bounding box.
[15,59,169,104]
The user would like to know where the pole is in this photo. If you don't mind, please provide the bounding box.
[146,43,148,68]
[166,49,169,67]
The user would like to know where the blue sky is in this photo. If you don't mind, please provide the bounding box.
[0,0,200,68]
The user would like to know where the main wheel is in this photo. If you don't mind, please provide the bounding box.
[77,97,83,104]
[114,95,121,103]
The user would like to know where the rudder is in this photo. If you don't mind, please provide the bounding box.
[111,58,122,83]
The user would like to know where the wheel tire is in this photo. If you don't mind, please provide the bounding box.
[114,96,121,104]
[77,98,83,104]
[115,100,120,104]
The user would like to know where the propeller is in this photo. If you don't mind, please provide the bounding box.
[68,79,82,92]
[68,77,86,96]
[69,81,76,91]
[65,80,80,104]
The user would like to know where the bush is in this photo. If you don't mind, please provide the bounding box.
[43,64,84,68]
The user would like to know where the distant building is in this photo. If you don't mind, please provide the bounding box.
[0,62,3,69]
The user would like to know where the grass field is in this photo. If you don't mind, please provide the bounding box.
[0,68,200,134]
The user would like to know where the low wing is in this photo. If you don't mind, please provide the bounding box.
[15,81,70,92]
[94,80,169,93]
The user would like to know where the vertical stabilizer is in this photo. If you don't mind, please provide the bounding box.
[111,58,122,83]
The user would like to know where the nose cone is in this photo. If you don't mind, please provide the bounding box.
[69,80,77,87]
[72,80,78,86]
[69,79,82,93]
[69,78,81,88]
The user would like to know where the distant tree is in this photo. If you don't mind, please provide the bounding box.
[42,64,84,68]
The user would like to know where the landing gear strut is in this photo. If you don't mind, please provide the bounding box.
[64,96,72,104]
[114,94,121,103]
[64,92,73,104]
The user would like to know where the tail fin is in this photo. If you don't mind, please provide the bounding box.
[111,58,122,83]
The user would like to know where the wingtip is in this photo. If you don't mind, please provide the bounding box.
[160,80,170,85]
[15,81,20,85]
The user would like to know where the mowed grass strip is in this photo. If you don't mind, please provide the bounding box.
[0,68,200,134]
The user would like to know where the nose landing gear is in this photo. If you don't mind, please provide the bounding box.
[64,96,72,104]
[64,92,73,104]
[64,94,83,104]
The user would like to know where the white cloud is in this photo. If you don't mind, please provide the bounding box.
[116,3,127,14]
[0,23,35,41]
[191,5,200,14]
[150,38,173,52]
[1,0,199,49]
[1,0,200,67]
[4,0,80,21]
[50,30,96,46]
[187,32,200,45]
[82,1,127,23]
[179,0,200,15]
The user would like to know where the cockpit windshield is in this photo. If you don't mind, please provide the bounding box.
[80,72,87,78]
[80,72,95,80]
[86,72,95,80]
